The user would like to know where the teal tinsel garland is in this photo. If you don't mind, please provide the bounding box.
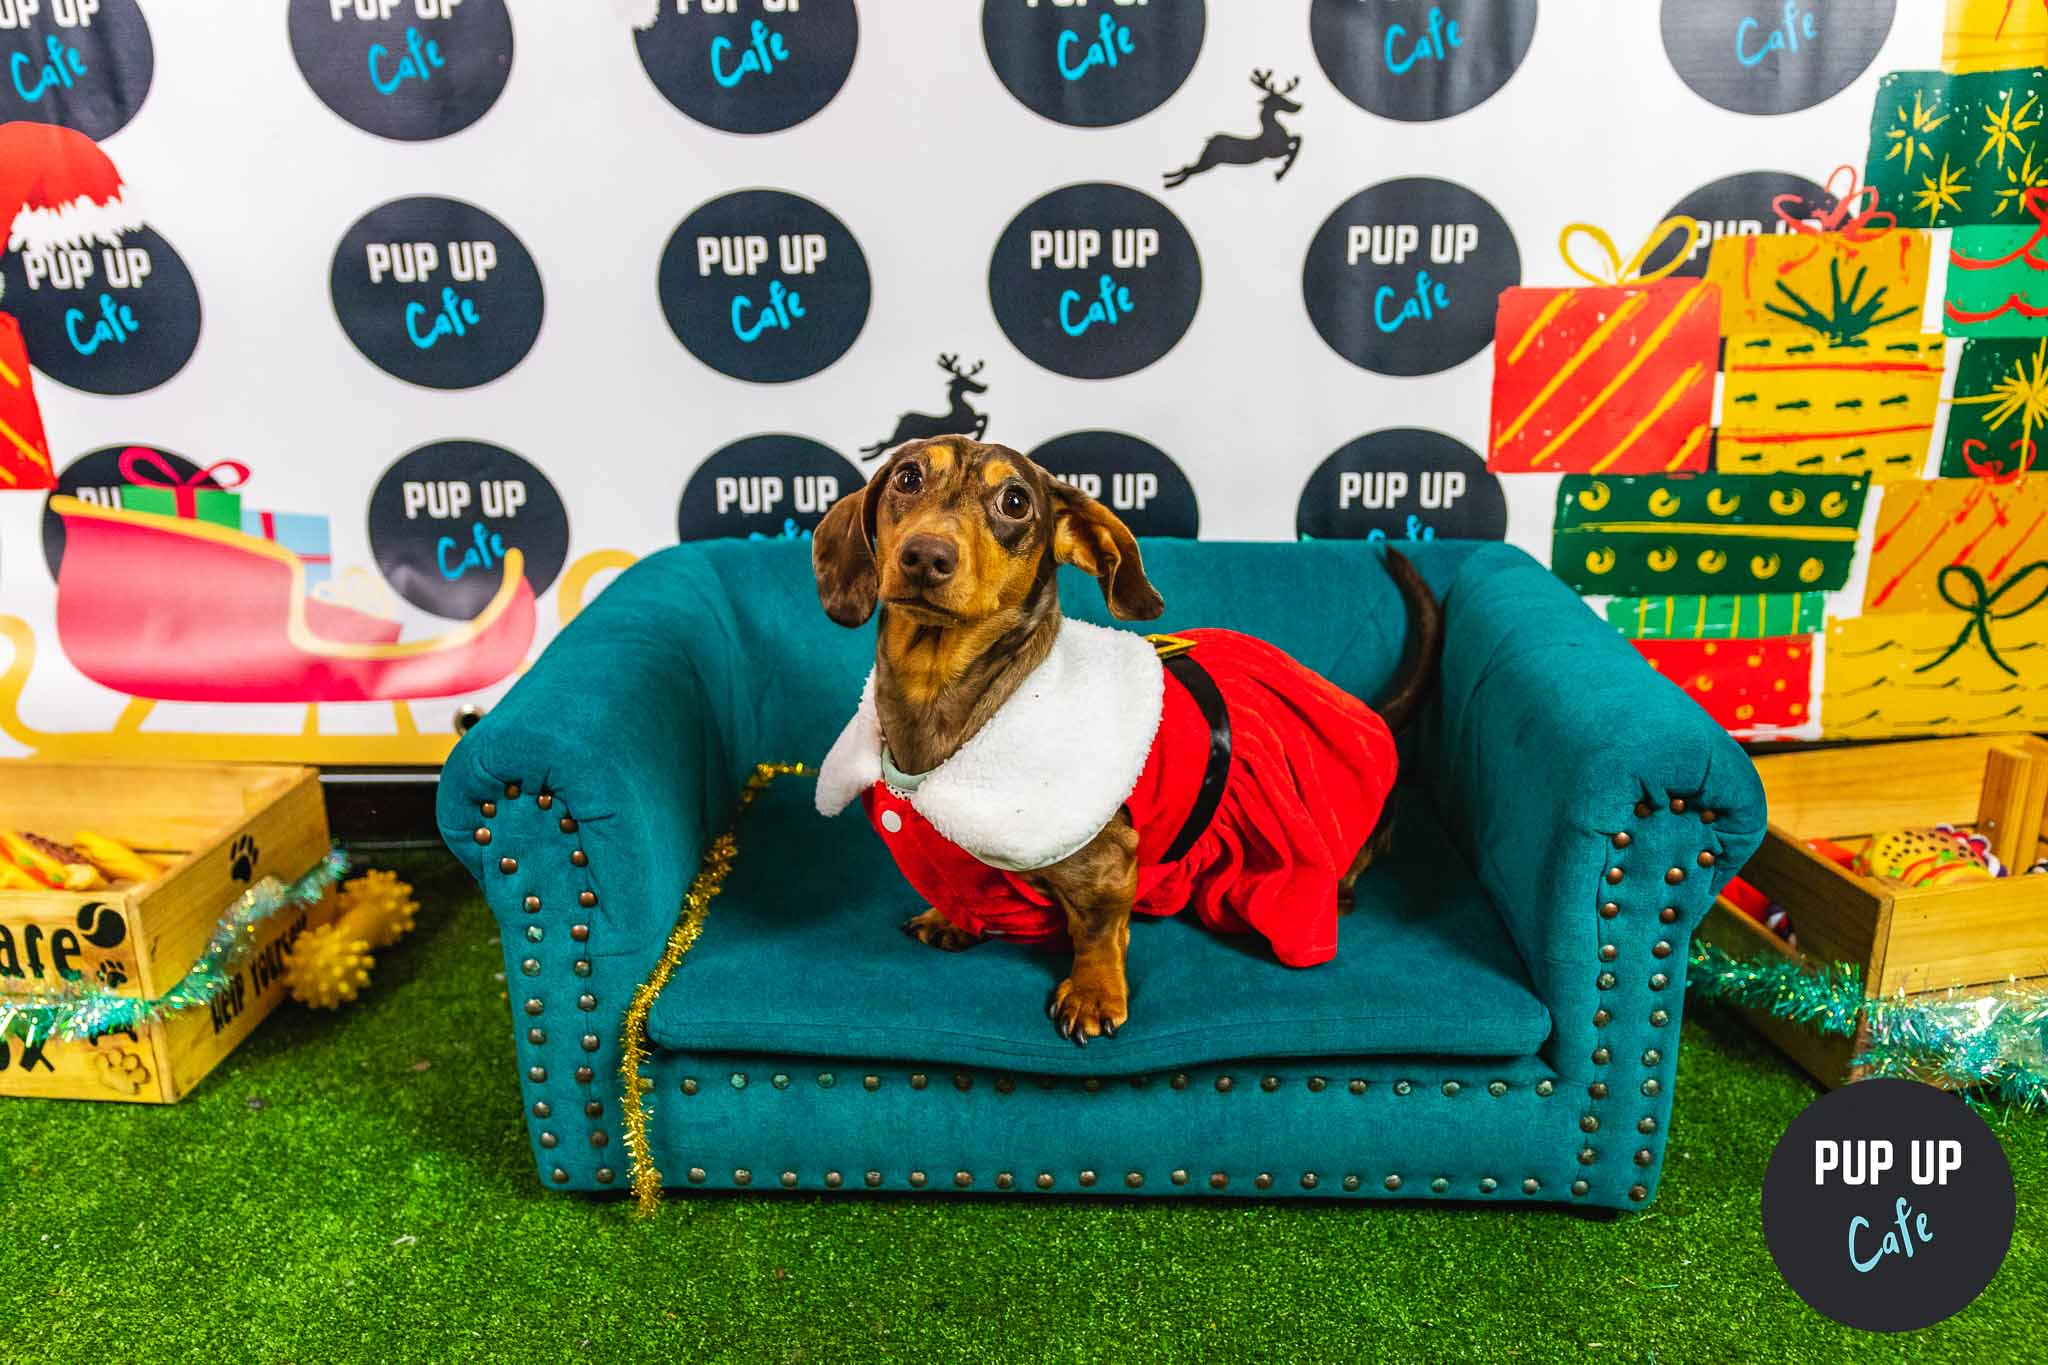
[1688,941,2048,1115]
[0,847,348,1047]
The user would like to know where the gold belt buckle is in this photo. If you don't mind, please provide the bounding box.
[1146,633,1196,660]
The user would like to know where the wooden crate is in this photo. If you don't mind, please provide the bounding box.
[0,763,336,1102]
[1702,736,2048,1088]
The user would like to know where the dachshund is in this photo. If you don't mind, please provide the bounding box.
[811,436,1442,1043]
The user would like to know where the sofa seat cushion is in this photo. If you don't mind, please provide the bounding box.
[645,776,1551,1075]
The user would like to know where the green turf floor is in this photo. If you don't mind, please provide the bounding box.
[5,847,2042,1364]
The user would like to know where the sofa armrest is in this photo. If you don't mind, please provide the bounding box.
[1422,546,1766,1200]
[436,548,755,1188]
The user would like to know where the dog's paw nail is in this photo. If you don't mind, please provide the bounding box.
[1102,1021,1117,1037]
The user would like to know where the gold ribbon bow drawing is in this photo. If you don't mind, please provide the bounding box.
[1558,216,1703,287]
[1914,561,2048,677]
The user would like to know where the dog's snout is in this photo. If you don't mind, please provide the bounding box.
[897,534,957,587]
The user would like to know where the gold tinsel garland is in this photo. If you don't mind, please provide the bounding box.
[621,761,806,1215]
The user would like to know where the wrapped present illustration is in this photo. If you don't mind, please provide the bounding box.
[242,508,334,589]
[1701,166,1928,339]
[1634,636,1814,734]
[1864,478,2048,616]
[1946,184,2048,335]
[1487,218,1718,475]
[1864,68,2048,228]
[115,447,246,529]
[1717,332,1943,481]
[1604,593,1826,641]
[1551,472,1870,596]
[1944,0,2048,75]
[1824,607,2048,736]
[47,495,534,703]
[1941,336,2048,476]
[0,311,54,490]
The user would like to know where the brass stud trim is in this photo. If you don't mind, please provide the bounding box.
[1701,808,1717,823]
[1209,1173,1228,1190]
[539,1132,558,1149]
[573,960,591,977]
[1697,850,1715,868]
[1479,1177,1498,1193]
[995,1077,1013,1094]
[1261,1075,1279,1092]
[505,783,522,800]
[527,1028,546,1045]
[580,1034,600,1052]
[865,1171,883,1188]
[1592,1047,1612,1065]
[1299,1173,1318,1190]
[498,856,517,874]
[908,1171,927,1189]
[1579,1148,1596,1166]
[579,994,596,1011]
[825,1171,843,1189]
[528,1066,546,1083]
[585,1100,602,1118]
[1629,1184,1648,1202]
[1342,1175,1360,1192]
[1599,901,1619,919]
[1037,1173,1055,1189]
[1635,1149,1654,1167]
[1127,1172,1144,1189]
[1599,944,1617,962]
[1597,972,1616,990]
[1083,1078,1101,1093]
[532,1101,551,1119]
[1642,1079,1661,1097]
[1604,867,1624,885]
[1639,1116,1658,1134]
[910,1073,928,1090]
[595,1167,615,1185]
[1652,940,1673,958]
[1590,1082,1609,1100]
[681,1078,698,1095]
[535,793,552,810]
[574,1066,593,1083]
[955,1171,973,1188]
[1571,1179,1590,1197]
[1642,1048,1663,1066]
[1649,973,1670,991]
[733,1169,752,1186]
[570,924,589,941]
[1349,1079,1367,1095]
[523,895,541,913]
[1382,1174,1400,1191]
[473,827,491,846]
[1170,1073,1189,1090]
[1581,1116,1599,1133]
[1535,1080,1555,1097]
[1650,1009,1671,1027]
[1429,1177,1449,1193]
[1634,800,1653,818]
[1215,1076,1233,1093]
[1078,1170,1097,1187]
[1522,1178,1540,1195]
[524,998,543,1016]
[519,958,540,977]
[1441,1080,1460,1097]
[591,1131,609,1148]
[579,890,597,908]
[570,849,588,868]
[1593,1009,1612,1027]
[1659,906,1678,924]
[1488,1081,1508,1097]
[1307,1076,1327,1092]
[1612,831,1631,849]
[688,1167,706,1184]
[954,1073,973,1092]
[551,1167,567,1184]
[1670,797,1687,814]
[1171,1169,1189,1186]
[996,1173,1014,1190]
[1664,867,1684,885]
[560,816,578,834]
[480,801,496,818]
[1254,1173,1273,1190]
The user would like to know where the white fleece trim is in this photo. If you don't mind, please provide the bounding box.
[814,619,1166,872]
[7,194,143,257]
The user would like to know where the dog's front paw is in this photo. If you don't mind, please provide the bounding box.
[1048,976,1128,1046]
[901,907,983,952]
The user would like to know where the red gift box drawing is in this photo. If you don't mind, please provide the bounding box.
[1489,218,1720,475]
[1634,635,1814,734]
[0,311,54,490]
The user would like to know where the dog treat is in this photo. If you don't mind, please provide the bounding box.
[2,831,107,890]
[71,828,163,884]
[1852,827,1999,888]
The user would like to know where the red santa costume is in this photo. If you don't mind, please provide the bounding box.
[815,620,1399,967]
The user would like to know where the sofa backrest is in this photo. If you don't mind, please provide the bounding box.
[665,537,1484,770]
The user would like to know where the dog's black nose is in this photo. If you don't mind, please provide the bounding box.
[898,534,957,586]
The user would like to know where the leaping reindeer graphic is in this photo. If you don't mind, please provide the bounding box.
[860,355,990,460]
[1163,70,1303,189]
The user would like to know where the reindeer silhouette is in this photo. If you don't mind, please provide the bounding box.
[1163,70,1303,189]
[860,355,990,459]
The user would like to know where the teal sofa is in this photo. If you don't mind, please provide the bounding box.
[437,538,1764,1212]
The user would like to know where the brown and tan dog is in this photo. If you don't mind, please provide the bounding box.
[812,436,1440,1043]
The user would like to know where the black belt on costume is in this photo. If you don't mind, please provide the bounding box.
[1159,649,1232,865]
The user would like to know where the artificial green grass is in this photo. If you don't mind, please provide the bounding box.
[5,848,2042,1364]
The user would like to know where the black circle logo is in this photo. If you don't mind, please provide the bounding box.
[990,183,1200,380]
[658,189,869,384]
[1304,177,1518,377]
[677,434,862,542]
[367,439,567,620]
[983,0,1204,129]
[1661,0,1894,116]
[1310,0,1537,123]
[633,0,858,135]
[41,443,200,578]
[1640,169,1837,278]
[1295,429,1505,541]
[0,0,152,138]
[1763,1079,2014,1332]
[287,0,513,142]
[2,225,201,394]
[330,196,543,390]
[1028,431,1197,538]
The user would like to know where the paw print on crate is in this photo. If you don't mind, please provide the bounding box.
[93,1046,152,1097]
[230,833,259,883]
[94,957,128,991]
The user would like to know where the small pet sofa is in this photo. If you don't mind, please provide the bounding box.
[438,538,1764,1212]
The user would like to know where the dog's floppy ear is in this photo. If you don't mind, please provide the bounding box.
[1046,473,1164,621]
[813,469,884,627]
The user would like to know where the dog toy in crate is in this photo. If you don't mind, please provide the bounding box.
[281,868,420,1009]
[1853,827,1999,887]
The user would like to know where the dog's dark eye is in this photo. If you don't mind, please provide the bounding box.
[894,463,923,494]
[998,485,1030,519]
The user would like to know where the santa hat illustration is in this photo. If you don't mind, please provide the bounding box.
[0,121,142,299]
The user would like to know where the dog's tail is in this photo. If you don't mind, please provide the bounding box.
[1372,547,1443,735]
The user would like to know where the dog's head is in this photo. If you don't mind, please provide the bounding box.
[812,436,1163,630]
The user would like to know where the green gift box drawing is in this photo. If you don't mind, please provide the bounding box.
[114,446,249,530]
[1866,68,2048,228]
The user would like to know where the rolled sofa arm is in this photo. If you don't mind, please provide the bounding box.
[436,546,753,1189]
[1422,546,1767,1201]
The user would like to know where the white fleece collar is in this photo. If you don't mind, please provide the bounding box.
[815,618,1165,871]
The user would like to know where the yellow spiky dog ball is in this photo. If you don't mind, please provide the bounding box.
[283,923,376,1010]
[336,868,418,949]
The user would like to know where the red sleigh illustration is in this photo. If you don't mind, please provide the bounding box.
[49,495,535,704]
